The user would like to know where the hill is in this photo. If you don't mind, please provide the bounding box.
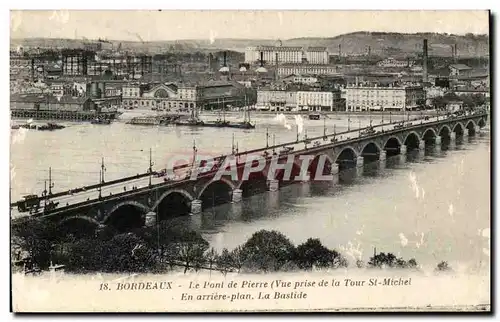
[11,32,489,58]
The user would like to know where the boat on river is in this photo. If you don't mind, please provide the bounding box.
[226,102,256,129]
[90,117,111,125]
[127,115,181,126]
[309,113,321,120]
[13,122,66,131]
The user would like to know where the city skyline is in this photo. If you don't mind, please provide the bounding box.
[11,10,489,42]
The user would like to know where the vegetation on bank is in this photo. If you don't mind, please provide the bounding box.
[12,218,453,275]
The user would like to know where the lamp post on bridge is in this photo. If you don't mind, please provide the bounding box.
[101,158,106,184]
[148,148,154,187]
[347,109,351,131]
[48,167,54,195]
[98,158,106,199]
[323,117,327,139]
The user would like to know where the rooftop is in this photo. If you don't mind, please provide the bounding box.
[449,64,472,71]
[11,93,90,104]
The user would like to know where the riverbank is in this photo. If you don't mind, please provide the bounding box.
[129,106,439,118]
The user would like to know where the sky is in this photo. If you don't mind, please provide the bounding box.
[10,10,489,42]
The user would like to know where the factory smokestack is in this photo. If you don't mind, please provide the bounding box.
[422,39,428,83]
[338,44,342,57]
[260,52,264,67]
[454,44,458,62]
[223,52,227,67]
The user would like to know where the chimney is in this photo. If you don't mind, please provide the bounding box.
[454,44,458,62]
[422,39,428,83]
[368,46,371,57]
[223,51,227,67]
[260,51,264,67]
[338,44,342,57]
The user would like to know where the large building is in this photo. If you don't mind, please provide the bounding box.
[122,80,245,111]
[256,90,297,111]
[345,83,425,111]
[296,90,341,111]
[245,46,303,64]
[449,64,472,77]
[277,64,340,77]
[377,57,414,68]
[257,88,342,111]
[10,55,32,79]
[305,47,329,64]
[245,46,330,65]
[10,93,94,111]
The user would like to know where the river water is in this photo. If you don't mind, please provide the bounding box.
[10,111,490,269]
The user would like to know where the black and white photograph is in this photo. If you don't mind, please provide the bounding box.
[9,10,491,312]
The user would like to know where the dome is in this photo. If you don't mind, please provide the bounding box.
[219,66,230,73]
[256,66,268,73]
[239,66,247,72]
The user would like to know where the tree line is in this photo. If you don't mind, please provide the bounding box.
[11,218,453,275]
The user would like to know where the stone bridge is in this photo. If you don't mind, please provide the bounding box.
[13,112,488,233]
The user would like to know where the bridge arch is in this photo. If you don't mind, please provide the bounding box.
[58,216,101,238]
[334,146,359,170]
[198,178,236,210]
[452,122,465,137]
[478,117,487,128]
[403,131,421,151]
[307,153,334,181]
[103,201,149,233]
[422,127,438,145]
[360,141,382,163]
[383,136,402,157]
[154,189,194,221]
[465,120,478,135]
[438,124,452,138]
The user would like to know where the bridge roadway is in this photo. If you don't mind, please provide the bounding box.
[11,110,488,225]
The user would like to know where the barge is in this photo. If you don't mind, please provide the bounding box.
[12,122,66,131]
[126,115,181,126]
[11,109,119,122]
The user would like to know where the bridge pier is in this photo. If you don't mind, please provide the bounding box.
[190,199,202,215]
[268,179,279,192]
[379,150,387,161]
[378,151,387,171]
[449,132,456,149]
[450,131,456,142]
[356,156,364,177]
[331,163,339,185]
[399,145,407,164]
[435,135,442,145]
[400,144,407,155]
[475,125,481,135]
[418,140,425,150]
[232,188,243,203]
[145,211,156,227]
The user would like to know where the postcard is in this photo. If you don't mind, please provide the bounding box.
[10,10,491,313]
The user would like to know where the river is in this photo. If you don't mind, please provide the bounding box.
[10,111,490,270]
